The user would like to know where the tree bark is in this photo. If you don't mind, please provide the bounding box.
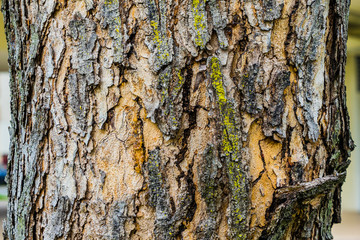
[2,0,354,239]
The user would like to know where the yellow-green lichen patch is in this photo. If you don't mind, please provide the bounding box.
[190,0,210,49]
[150,20,171,63]
[175,69,184,92]
[146,0,173,72]
[209,57,249,240]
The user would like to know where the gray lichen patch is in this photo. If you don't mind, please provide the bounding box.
[208,0,229,49]
[69,14,98,84]
[239,64,261,115]
[199,145,223,213]
[68,13,98,135]
[197,144,224,239]
[111,201,127,239]
[145,148,196,239]
[68,74,89,134]
[155,66,184,138]
[146,0,173,72]
[145,148,173,238]
[261,0,284,22]
[189,0,210,49]
[101,0,125,64]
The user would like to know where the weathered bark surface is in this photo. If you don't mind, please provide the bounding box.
[2,0,354,239]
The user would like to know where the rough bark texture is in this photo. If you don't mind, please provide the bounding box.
[2,0,354,239]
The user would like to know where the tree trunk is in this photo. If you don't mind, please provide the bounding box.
[2,0,354,239]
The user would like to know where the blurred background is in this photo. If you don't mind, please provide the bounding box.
[0,2,359,240]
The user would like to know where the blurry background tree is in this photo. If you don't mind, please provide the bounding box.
[2,0,354,239]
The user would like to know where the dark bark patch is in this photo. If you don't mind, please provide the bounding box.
[196,144,224,239]
[155,66,184,138]
[240,64,260,115]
